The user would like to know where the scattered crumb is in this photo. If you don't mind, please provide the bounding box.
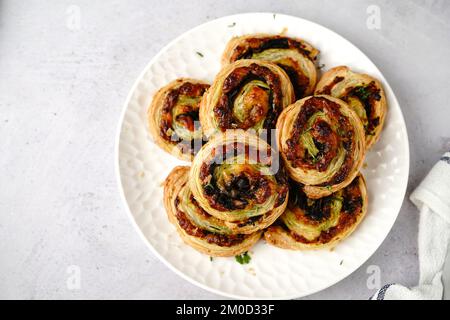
[280,27,288,35]
[329,247,335,252]
[139,171,145,178]
[363,162,368,169]
[247,267,256,276]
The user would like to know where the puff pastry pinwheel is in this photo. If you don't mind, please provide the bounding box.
[276,95,366,199]
[164,166,262,257]
[147,78,210,161]
[315,66,387,149]
[222,34,319,99]
[200,59,295,138]
[189,131,289,223]
[264,174,367,250]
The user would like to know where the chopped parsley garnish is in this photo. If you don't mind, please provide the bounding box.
[235,252,251,264]
[210,257,214,262]
[354,86,371,101]
[228,22,236,27]
[196,51,204,57]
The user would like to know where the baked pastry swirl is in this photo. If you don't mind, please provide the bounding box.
[148,78,210,161]
[189,131,289,222]
[222,34,319,99]
[276,95,366,199]
[150,33,384,257]
[200,59,295,138]
[164,166,261,257]
[315,66,387,149]
[264,174,367,250]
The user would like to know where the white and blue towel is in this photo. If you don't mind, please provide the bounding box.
[371,151,450,300]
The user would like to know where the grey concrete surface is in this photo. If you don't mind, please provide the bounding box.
[0,0,449,299]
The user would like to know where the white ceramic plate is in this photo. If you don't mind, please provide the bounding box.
[116,13,409,299]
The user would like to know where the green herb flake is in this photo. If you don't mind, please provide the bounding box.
[228,22,236,28]
[196,51,204,58]
[318,64,326,69]
[340,259,344,265]
[325,185,332,191]
[273,13,277,19]
[210,257,214,262]
[354,86,371,101]
[235,252,251,265]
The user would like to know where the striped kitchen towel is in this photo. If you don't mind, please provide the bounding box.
[371,151,450,300]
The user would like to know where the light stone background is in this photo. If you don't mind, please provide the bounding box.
[1,0,449,300]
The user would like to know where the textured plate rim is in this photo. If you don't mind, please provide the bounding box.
[115,12,410,300]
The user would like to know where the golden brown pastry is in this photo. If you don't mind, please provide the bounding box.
[315,66,387,149]
[276,95,366,199]
[164,166,262,257]
[200,59,295,138]
[222,34,319,98]
[264,174,368,250]
[147,78,209,161]
[189,131,289,222]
